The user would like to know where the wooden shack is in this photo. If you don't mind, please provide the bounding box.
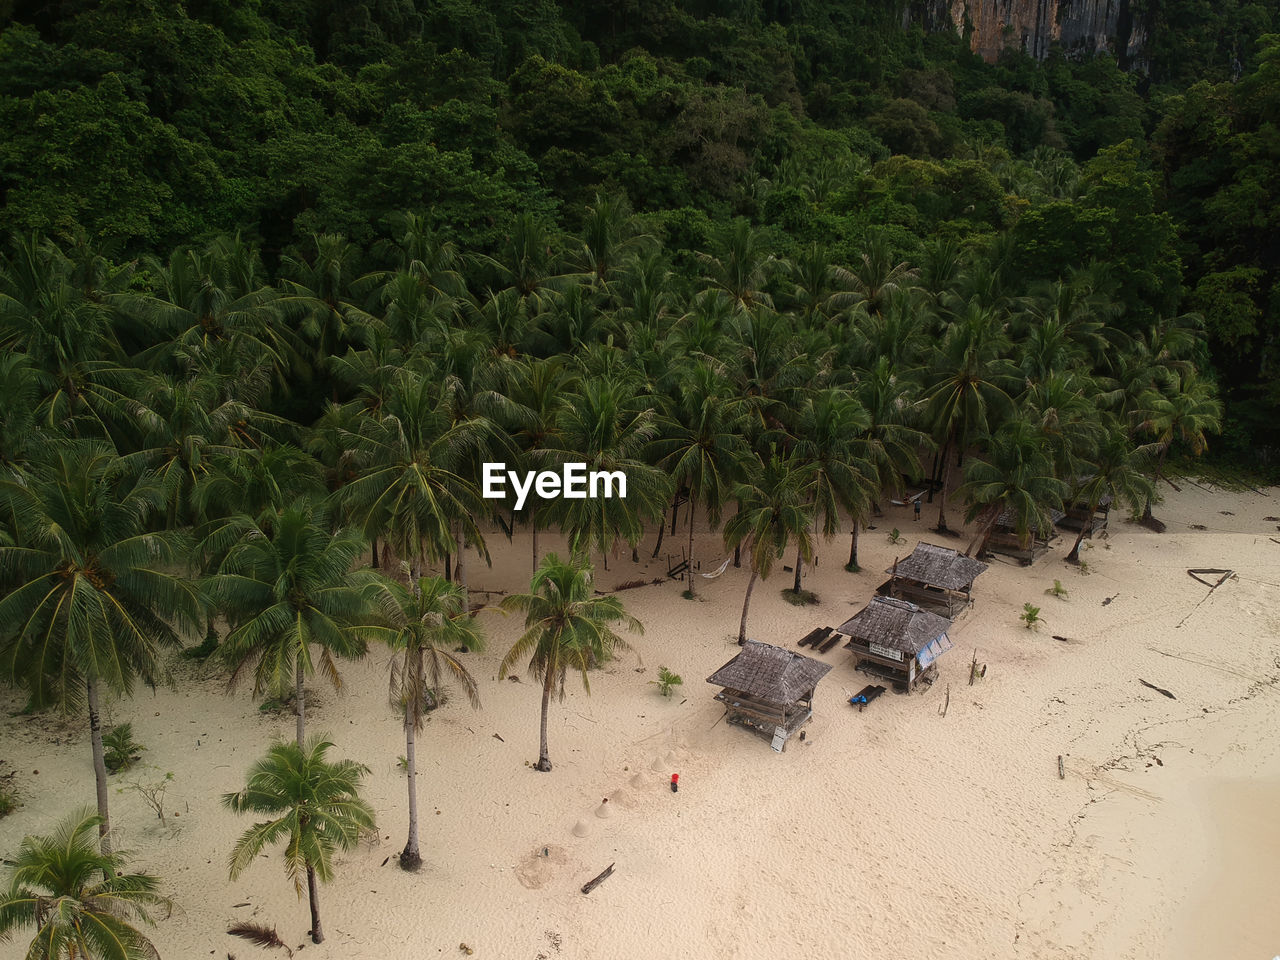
[706,640,832,751]
[984,506,1066,565]
[836,596,953,691]
[1057,479,1111,540]
[877,541,988,618]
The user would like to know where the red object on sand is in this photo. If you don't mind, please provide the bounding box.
[671,774,679,783]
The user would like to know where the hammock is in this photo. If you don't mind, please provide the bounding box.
[700,557,732,579]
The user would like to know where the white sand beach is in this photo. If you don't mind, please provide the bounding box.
[2,482,1278,960]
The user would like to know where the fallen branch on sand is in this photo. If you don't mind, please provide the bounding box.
[581,862,615,894]
[1138,679,1177,700]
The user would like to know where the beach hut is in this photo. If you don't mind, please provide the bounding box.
[1057,479,1112,540]
[984,506,1067,565]
[706,640,832,750]
[836,596,953,691]
[877,541,987,618]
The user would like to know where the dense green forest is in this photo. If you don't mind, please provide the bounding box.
[0,0,1276,457]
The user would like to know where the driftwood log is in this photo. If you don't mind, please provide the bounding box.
[1139,679,1177,700]
[581,862,615,895]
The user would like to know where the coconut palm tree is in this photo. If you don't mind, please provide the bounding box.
[697,219,777,314]
[923,301,1018,533]
[849,233,917,318]
[498,554,641,772]
[784,388,877,591]
[208,501,380,747]
[0,809,170,959]
[657,362,751,598]
[334,370,489,587]
[502,357,578,571]
[546,376,671,569]
[1066,428,1155,563]
[1134,372,1222,523]
[956,418,1067,557]
[723,453,817,644]
[370,576,482,871]
[0,442,202,857]
[224,737,376,945]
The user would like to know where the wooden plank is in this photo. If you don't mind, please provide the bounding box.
[817,630,842,653]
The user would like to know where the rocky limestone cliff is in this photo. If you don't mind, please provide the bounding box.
[906,0,1149,68]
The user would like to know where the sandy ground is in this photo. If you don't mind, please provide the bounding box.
[1,481,1278,960]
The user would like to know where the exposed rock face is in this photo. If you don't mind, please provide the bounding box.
[907,0,1149,67]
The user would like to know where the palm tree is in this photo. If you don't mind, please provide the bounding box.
[956,418,1067,557]
[0,809,170,959]
[785,388,876,591]
[547,376,671,569]
[657,362,750,598]
[0,442,202,856]
[923,301,1018,533]
[208,501,380,747]
[334,370,489,587]
[502,358,578,571]
[1066,428,1155,562]
[785,244,859,325]
[224,737,376,945]
[1135,372,1222,523]
[723,453,817,644]
[499,554,642,772]
[697,219,777,313]
[371,576,482,871]
[849,233,917,317]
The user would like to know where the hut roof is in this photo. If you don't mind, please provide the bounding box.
[995,506,1067,529]
[886,542,988,591]
[706,640,832,703]
[836,597,952,656]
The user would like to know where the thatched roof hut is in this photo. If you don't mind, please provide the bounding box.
[986,506,1067,565]
[706,641,832,750]
[878,542,987,617]
[836,597,953,690]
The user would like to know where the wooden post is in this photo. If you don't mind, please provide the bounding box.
[1057,755,1065,780]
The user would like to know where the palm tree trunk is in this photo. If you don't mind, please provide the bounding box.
[1143,447,1169,521]
[926,450,939,503]
[536,668,554,772]
[401,655,422,870]
[86,677,113,862]
[738,567,759,645]
[651,510,666,558]
[686,496,697,598]
[531,503,539,573]
[295,651,306,748]
[455,523,470,615]
[307,863,324,943]
[1066,505,1093,562]
[670,493,680,535]
[935,438,953,533]
[734,544,741,568]
[792,543,803,592]
[371,536,379,569]
[444,551,452,581]
[848,521,860,569]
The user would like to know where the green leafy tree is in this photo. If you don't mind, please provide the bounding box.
[224,738,376,945]
[723,453,817,645]
[209,502,379,747]
[0,809,170,960]
[499,554,641,772]
[0,442,201,857]
[372,576,482,871]
[1066,428,1155,562]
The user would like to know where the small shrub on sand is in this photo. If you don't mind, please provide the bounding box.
[1020,602,1043,630]
[650,667,683,697]
[1046,579,1069,600]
